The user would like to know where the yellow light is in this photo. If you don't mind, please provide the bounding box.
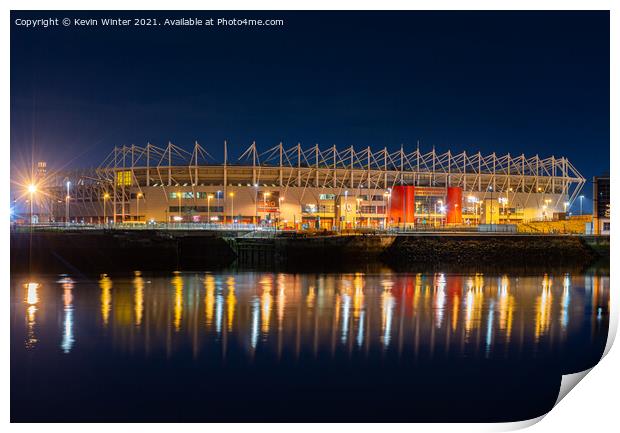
[99,275,112,326]
[172,273,183,332]
[134,273,144,326]
[204,274,215,327]
[137,192,143,198]
[103,193,110,199]
[27,184,37,194]
[227,277,236,331]
[207,194,214,199]
[264,192,271,197]
[229,192,234,197]
[25,282,40,305]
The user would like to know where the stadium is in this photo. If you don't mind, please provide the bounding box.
[23,141,586,230]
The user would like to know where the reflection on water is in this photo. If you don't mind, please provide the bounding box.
[24,281,39,350]
[60,277,74,353]
[13,270,609,360]
[11,267,609,422]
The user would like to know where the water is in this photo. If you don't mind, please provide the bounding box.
[11,267,609,422]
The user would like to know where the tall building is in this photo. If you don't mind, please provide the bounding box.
[592,176,610,235]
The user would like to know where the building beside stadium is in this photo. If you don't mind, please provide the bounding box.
[21,141,586,229]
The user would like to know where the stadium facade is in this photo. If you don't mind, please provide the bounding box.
[25,142,586,229]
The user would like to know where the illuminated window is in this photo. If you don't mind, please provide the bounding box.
[170,192,194,199]
[116,171,132,186]
[302,204,318,213]
[319,194,336,200]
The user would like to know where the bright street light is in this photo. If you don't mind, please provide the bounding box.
[103,192,110,225]
[27,184,37,225]
[136,192,143,222]
[207,194,214,224]
[229,192,235,225]
[65,181,71,226]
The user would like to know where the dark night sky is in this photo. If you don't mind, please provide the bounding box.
[10,11,609,204]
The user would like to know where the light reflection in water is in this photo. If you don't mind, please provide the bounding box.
[497,275,514,341]
[60,277,74,353]
[561,274,571,330]
[340,285,351,344]
[464,274,484,336]
[134,272,144,327]
[485,300,495,356]
[17,271,609,361]
[24,281,40,350]
[215,284,223,335]
[99,275,112,327]
[227,277,236,332]
[260,276,273,336]
[276,274,286,331]
[204,274,215,327]
[535,274,553,341]
[434,273,446,328]
[172,272,183,332]
[251,297,260,349]
[381,280,395,348]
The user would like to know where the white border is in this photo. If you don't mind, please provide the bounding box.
[3,2,617,432]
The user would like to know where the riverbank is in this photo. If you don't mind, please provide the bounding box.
[10,230,609,274]
[383,234,602,267]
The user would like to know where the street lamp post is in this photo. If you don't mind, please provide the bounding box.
[343,190,349,231]
[468,196,478,226]
[435,200,443,227]
[278,196,284,230]
[544,198,551,220]
[499,197,508,224]
[263,192,271,227]
[27,184,37,226]
[254,184,259,226]
[580,195,584,215]
[488,186,494,226]
[229,192,235,226]
[136,192,143,222]
[103,192,110,226]
[383,191,389,229]
[207,194,213,226]
[177,191,182,223]
[65,181,71,226]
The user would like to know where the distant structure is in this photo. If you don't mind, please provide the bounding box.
[36,161,47,179]
[592,175,610,235]
[24,141,586,228]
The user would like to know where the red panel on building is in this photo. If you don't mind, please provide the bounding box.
[389,186,415,225]
[446,187,462,224]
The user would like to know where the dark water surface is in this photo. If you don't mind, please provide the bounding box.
[11,266,609,422]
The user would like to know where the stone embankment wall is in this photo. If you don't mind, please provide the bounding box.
[383,235,602,266]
